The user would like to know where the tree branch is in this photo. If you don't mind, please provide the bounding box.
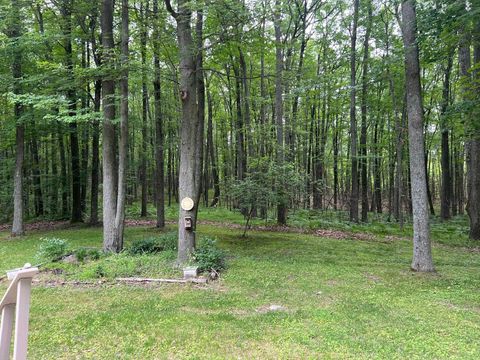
[164,0,178,18]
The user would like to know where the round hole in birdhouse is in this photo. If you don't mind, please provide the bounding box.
[181,197,194,211]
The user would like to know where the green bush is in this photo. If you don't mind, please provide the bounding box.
[193,237,226,272]
[74,247,102,262]
[127,232,177,255]
[157,232,177,251]
[35,237,69,263]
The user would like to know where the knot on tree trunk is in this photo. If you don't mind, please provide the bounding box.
[180,90,188,101]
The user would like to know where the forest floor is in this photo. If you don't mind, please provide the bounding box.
[0,208,479,359]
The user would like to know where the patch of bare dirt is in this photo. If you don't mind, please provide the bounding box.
[256,304,288,313]
[0,220,70,233]
[364,272,382,283]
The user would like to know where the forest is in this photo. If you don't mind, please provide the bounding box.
[0,0,479,358]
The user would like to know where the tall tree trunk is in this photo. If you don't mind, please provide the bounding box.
[401,0,434,271]
[30,136,43,216]
[58,125,68,218]
[467,13,480,240]
[206,83,220,207]
[165,0,203,264]
[233,63,246,183]
[140,3,148,217]
[89,8,101,225]
[274,0,287,225]
[440,51,454,220]
[360,1,372,222]
[196,9,206,210]
[101,0,128,252]
[60,0,82,223]
[10,0,24,235]
[458,4,470,218]
[90,80,101,225]
[114,0,129,250]
[349,0,359,222]
[239,48,253,161]
[153,0,165,228]
[333,116,339,211]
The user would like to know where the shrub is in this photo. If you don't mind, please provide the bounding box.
[127,238,163,255]
[74,247,102,262]
[193,237,226,272]
[127,232,177,255]
[157,232,177,251]
[35,238,69,263]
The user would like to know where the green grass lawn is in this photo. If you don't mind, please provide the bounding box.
[0,215,479,359]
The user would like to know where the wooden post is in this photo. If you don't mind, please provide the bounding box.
[0,305,15,360]
[13,279,32,360]
[0,265,38,360]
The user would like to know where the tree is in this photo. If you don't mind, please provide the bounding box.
[467,6,480,240]
[8,0,24,236]
[274,0,287,225]
[401,0,434,272]
[153,0,165,228]
[360,0,373,222]
[101,0,129,252]
[349,0,360,223]
[165,0,204,264]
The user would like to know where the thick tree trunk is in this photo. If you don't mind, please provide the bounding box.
[349,0,359,222]
[166,0,203,264]
[401,0,434,271]
[101,0,128,252]
[113,0,129,250]
[153,0,165,228]
[274,0,287,225]
[467,15,480,240]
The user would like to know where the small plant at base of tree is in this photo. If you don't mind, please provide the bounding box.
[127,232,178,255]
[74,247,102,263]
[192,237,226,273]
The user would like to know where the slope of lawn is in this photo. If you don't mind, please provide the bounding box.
[0,214,479,359]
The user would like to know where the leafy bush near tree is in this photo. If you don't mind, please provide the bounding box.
[193,237,226,273]
[127,232,177,255]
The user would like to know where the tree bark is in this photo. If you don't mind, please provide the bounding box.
[440,51,453,220]
[153,0,165,228]
[9,0,25,235]
[360,1,372,222]
[206,83,220,207]
[101,0,128,252]
[274,0,287,225]
[60,0,82,223]
[165,0,203,264]
[467,13,480,240]
[349,0,360,222]
[401,0,434,271]
[140,2,148,218]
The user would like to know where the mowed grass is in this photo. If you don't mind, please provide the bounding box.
[0,219,479,359]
